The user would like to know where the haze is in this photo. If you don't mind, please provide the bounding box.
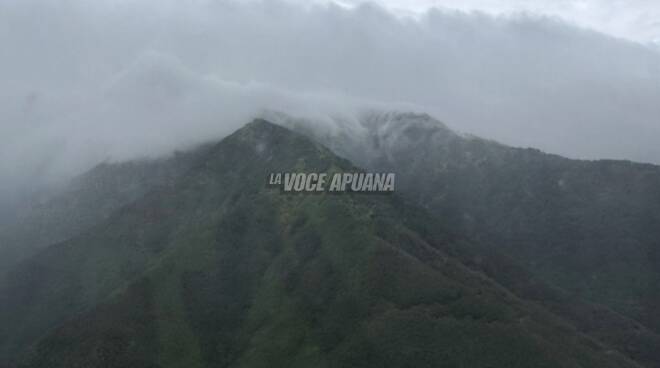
[1,0,660,211]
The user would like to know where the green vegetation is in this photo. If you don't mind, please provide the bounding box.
[297,111,660,366]
[0,120,642,367]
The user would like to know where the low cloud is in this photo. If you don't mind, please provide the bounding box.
[1,0,660,208]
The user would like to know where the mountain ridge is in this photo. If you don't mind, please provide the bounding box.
[278,111,660,326]
[0,119,643,368]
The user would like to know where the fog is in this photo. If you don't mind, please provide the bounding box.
[2,0,660,211]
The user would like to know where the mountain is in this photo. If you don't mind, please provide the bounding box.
[277,110,660,363]
[0,120,639,368]
[0,145,212,280]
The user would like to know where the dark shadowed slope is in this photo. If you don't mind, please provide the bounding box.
[277,111,660,366]
[286,111,660,322]
[0,120,639,368]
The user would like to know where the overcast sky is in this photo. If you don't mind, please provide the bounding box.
[324,0,660,44]
[1,0,659,209]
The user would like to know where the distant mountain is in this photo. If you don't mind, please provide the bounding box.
[0,120,640,368]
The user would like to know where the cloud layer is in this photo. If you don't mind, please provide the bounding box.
[1,0,660,208]
[339,0,660,44]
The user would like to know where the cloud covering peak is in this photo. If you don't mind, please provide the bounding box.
[1,0,660,206]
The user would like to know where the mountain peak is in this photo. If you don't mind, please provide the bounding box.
[231,118,286,143]
[0,120,647,368]
[360,110,454,134]
[244,117,280,130]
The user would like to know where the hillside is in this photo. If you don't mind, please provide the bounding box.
[280,111,660,336]
[0,120,639,368]
[0,145,212,280]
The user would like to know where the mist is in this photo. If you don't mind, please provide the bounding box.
[2,0,660,211]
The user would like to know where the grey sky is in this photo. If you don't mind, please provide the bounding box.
[1,0,659,207]
[326,0,660,44]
